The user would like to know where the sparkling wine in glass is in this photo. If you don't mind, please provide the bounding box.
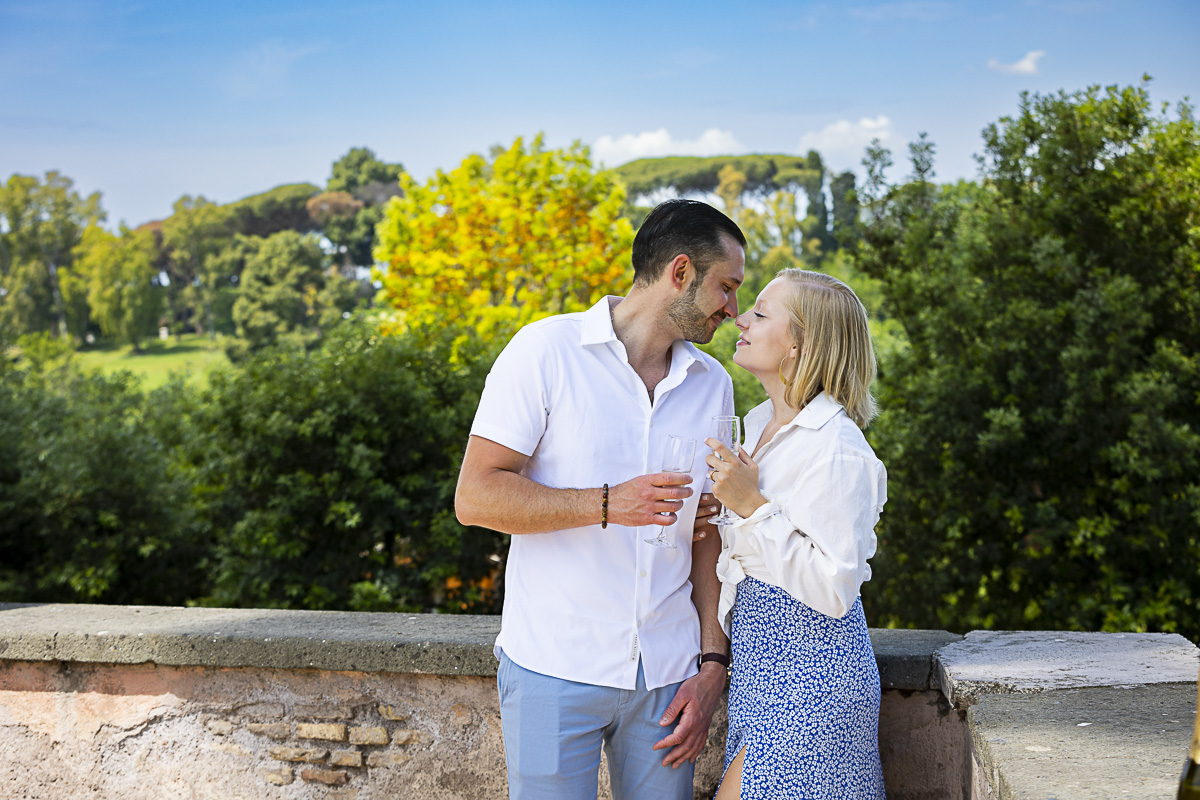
[644,435,696,549]
[710,415,742,525]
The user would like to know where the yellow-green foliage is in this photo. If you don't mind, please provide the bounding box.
[373,135,633,338]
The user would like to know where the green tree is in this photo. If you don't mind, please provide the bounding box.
[798,150,834,257]
[307,190,365,269]
[315,148,405,269]
[858,82,1200,639]
[830,170,860,247]
[229,230,337,356]
[72,225,163,350]
[227,183,320,238]
[0,366,204,604]
[161,195,234,338]
[166,321,503,613]
[328,147,404,196]
[0,171,104,340]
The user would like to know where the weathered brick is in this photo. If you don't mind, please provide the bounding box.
[237,702,285,719]
[377,704,408,722]
[294,703,349,720]
[347,726,389,745]
[391,728,428,745]
[262,766,294,786]
[365,750,410,768]
[330,749,363,767]
[300,768,350,786]
[205,719,234,736]
[247,722,290,739]
[268,746,328,763]
[298,722,347,741]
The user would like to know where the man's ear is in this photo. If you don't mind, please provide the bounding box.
[668,254,692,291]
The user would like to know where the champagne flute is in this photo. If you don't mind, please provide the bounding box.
[710,415,742,525]
[644,435,696,549]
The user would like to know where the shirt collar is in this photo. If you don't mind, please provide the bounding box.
[580,296,620,346]
[792,391,844,430]
[579,295,710,373]
[747,391,845,434]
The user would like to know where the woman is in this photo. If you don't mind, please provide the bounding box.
[704,268,886,799]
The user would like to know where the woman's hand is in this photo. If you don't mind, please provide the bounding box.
[704,439,767,519]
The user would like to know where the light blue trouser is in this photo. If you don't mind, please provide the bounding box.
[497,650,694,800]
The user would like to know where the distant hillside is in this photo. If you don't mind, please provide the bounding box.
[137,182,321,238]
[612,154,818,199]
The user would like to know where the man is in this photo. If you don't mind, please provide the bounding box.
[456,199,745,799]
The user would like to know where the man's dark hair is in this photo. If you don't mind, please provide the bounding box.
[631,200,747,286]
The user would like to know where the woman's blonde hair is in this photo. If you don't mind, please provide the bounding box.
[777,269,878,428]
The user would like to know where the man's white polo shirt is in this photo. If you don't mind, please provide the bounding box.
[470,296,734,691]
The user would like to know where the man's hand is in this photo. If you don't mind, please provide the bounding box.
[608,472,693,528]
[652,662,726,767]
[693,493,719,542]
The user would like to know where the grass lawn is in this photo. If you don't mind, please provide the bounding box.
[75,333,230,390]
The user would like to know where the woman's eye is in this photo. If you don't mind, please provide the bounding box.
[753,312,765,319]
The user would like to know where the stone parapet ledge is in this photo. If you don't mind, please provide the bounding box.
[0,603,964,799]
[0,603,501,676]
[0,603,957,691]
[935,631,1200,799]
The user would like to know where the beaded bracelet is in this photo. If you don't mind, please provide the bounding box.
[601,484,609,529]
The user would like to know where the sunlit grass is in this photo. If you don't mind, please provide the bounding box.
[75,333,230,389]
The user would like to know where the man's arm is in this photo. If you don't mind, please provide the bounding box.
[455,435,694,535]
[690,529,729,659]
[651,529,729,766]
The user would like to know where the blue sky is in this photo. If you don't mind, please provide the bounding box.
[2,0,1197,228]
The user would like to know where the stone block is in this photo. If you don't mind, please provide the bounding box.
[366,750,411,768]
[298,722,347,741]
[237,701,285,719]
[294,703,349,720]
[262,766,294,786]
[967,684,1193,799]
[247,721,290,739]
[391,728,429,745]
[348,726,389,745]
[205,719,233,736]
[936,630,1200,706]
[301,768,350,786]
[330,749,363,767]
[268,746,328,763]
[377,704,408,721]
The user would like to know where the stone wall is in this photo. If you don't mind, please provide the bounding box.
[0,603,1195,799]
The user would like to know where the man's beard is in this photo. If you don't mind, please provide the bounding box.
[667,279,717,344]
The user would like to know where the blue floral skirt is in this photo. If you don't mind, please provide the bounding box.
[721,577,885,799]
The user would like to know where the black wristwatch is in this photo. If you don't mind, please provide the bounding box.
[699,651,730,669]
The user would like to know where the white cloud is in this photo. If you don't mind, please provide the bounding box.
[987,50,1046,75]
[227,39,323,98]
[591,128,744,166]
[795,116,893,168]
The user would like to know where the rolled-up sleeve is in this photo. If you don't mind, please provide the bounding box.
[726,453,886,619]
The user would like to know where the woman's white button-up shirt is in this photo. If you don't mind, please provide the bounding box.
[471,296,733,691]
[715,393,886,635]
